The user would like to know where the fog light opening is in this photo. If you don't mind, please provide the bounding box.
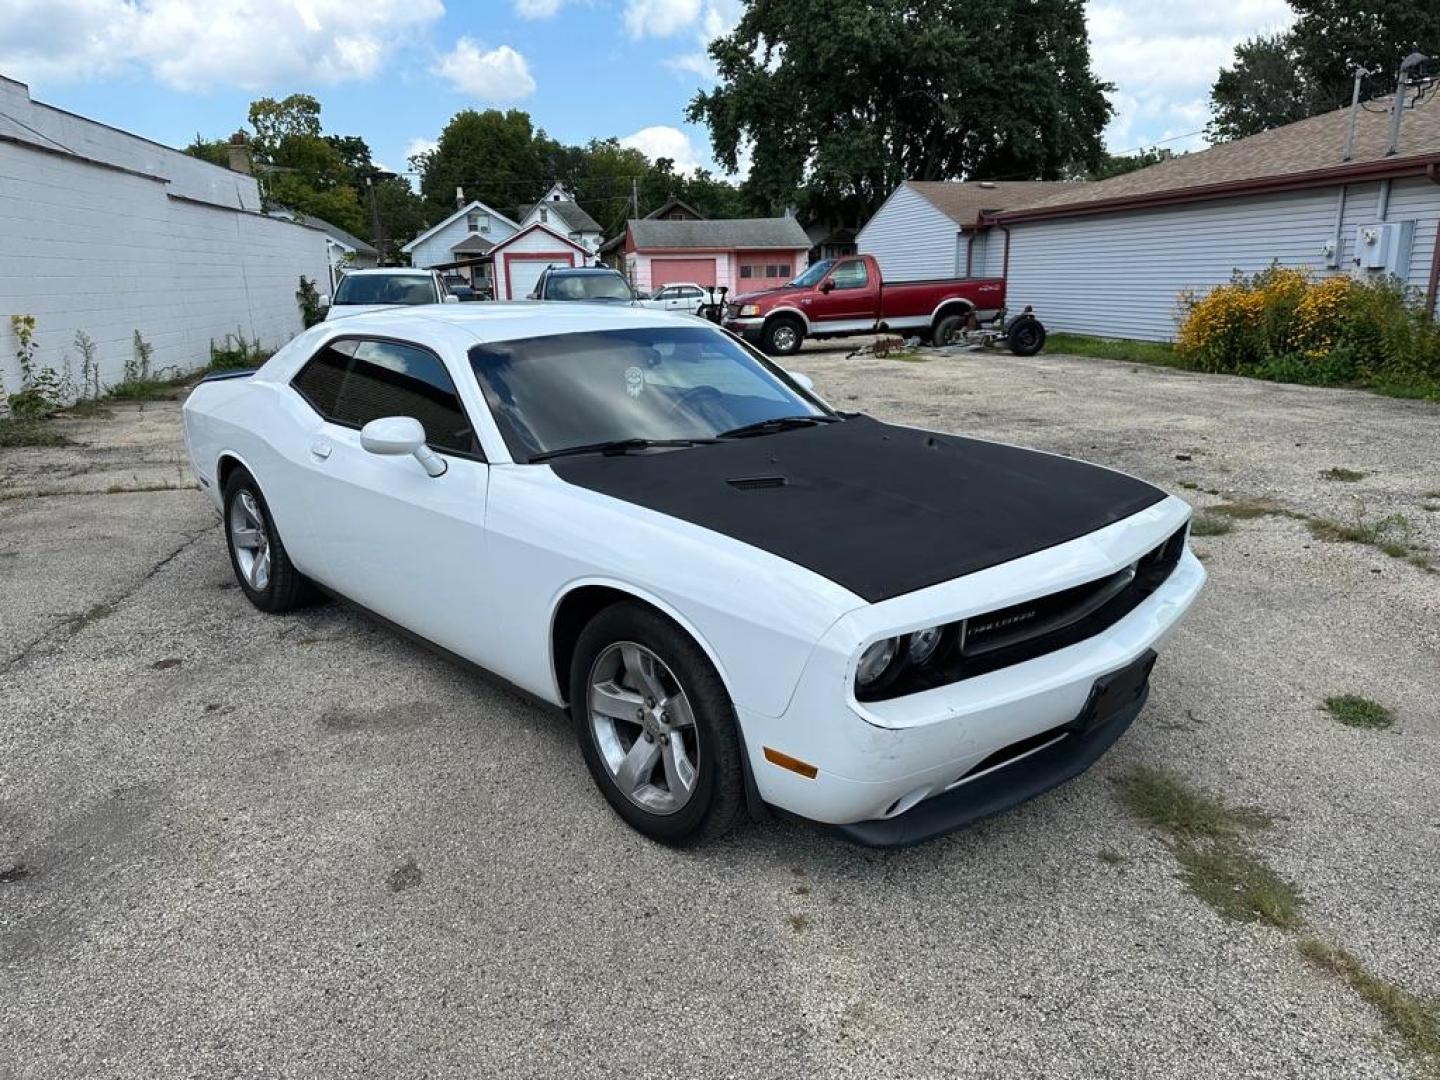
[882,786,931,819]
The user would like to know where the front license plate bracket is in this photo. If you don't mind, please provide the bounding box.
[1068,649,1157,737]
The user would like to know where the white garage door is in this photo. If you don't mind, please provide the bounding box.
[506,256,573,300]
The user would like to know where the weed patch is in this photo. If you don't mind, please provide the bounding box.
[1298,939,1440,1072]
[0,419,73,448]
[1117,766,1271,840]
[1189,512,1234,537]
[1323,694,1394,730]
[64,602,114,636]
[1322,467,1366,482]
[1175,844,1304,929]
[1046,333,1186,368]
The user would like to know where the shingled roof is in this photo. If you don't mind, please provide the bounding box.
[905,180,1076,226]
[629,216,811,250]
[530,198,602,234]
[998,89,1440,221]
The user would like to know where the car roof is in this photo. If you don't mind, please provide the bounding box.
[543,266,624,274]
[320,301,710,346]
[344,267,433,277]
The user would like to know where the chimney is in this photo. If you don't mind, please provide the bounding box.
[456,186,466,209]
[226,131,251,175]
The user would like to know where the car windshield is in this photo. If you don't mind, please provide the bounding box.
[334,274,436,305]
[469,326,828,461]
[786,260,832,288]
[545,273,634,301]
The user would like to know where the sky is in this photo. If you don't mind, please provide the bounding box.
[0,0,1297,184]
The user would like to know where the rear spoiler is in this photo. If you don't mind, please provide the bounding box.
[198,368,257,383]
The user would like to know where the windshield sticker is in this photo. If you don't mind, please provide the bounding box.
[625,366,645,398]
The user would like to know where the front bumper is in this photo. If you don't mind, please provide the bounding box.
[737,501,1205,839]
[722,317,765,344]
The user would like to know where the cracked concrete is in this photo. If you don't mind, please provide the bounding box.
[1,347,1436,1079]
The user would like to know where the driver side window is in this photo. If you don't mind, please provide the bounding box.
[291,338,480,457]
[828,260,869,290]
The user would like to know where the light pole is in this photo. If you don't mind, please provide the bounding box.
[365,168,397,263]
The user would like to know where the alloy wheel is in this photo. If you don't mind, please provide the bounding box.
[229,490,271,592]
[588,642,700,815]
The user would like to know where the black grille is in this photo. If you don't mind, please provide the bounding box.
[727,475,788,490]
[857,524,1187,701]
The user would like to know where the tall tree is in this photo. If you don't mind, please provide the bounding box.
[1208,3,1440,142]
[688,0,1112,219]
[416,109,551,215]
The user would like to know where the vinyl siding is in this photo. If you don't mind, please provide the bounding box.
[408,214,518,272]
[857,184,960,281]
[1002,180,1440,341]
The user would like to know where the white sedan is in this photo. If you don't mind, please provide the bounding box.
[181,304,1205,846]
[637,282,710,315]
[324,268,458,320]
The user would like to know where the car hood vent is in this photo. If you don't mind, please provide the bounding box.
[727,475,788,490]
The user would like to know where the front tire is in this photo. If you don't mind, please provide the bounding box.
[570,602,744,845]
[762,316,803,356]
[222,468,314,613]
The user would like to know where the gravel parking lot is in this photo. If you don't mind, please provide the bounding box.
[2,346,1437,1079]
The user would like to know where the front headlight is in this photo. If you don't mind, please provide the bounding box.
[907,625,944,665]
[738,304,761,317]
[855,638,898,688]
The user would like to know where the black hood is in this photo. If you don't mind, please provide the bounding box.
[550,415,1166,603]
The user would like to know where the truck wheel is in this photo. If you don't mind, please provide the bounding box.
[1007,316,1046,357]
[932,313,964,347]
[762,317,803,356]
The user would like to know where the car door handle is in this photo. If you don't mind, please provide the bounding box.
[310,440,332,460]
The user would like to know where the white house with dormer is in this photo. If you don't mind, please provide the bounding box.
[519,183,604,256]
[401,198,520,295]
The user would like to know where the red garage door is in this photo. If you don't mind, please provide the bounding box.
[651,258,716,287]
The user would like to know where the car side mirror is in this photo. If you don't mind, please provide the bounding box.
[443,293,460,304]
[819,280,834,294]
[317,294,330,308]
[787,370,816,393]
[360,416,447,477]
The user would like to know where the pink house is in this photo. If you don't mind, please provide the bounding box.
[621,217,813,294]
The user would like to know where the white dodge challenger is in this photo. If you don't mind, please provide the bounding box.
[182,303,1205,846]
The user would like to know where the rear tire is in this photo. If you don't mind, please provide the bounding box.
[222,468,315,613]
[762,317,803,356]
[570,602,744,845]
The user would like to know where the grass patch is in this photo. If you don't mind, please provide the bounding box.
[1322,467,1366,482]
[105,374,189,401]
[1211,498,1302,521]
[1117,766,1271,840]
[1175,844,1305,929]
[1189,511,1234,537]
[1323,694,1394,730]
[1298,939,1440,1071]
[60,399,114,419]
[1046,332,1185,367]
[0,418,73,448]
[785,913,809,933]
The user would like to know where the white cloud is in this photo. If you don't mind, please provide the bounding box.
[662,0,740,80]
[621,125,703,174]
[625,0,703,40]
[1086,0,1295,151]
[405,136,440,165]
[0,0,443,90]
[514,0,563,16]
[435,39,536,102]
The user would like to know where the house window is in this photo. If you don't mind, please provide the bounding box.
[767,263,790,278]
[540,207,549,224]
[466,210,489,234]
[669,213,686,220]
[739,264,755,278]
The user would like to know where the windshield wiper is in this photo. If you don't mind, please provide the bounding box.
[530,437,717,463]
[716,415,838,440]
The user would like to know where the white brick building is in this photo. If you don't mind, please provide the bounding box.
[0,75,331,391]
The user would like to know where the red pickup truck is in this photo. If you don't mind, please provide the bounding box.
[722,253,1044,357]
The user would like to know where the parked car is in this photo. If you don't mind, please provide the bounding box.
[181,304,1203,847]
[325,268,458,320]
[637,282,708,315]
[722,253,1043,356]
[441,272,477,302]
[529,266,636,302]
